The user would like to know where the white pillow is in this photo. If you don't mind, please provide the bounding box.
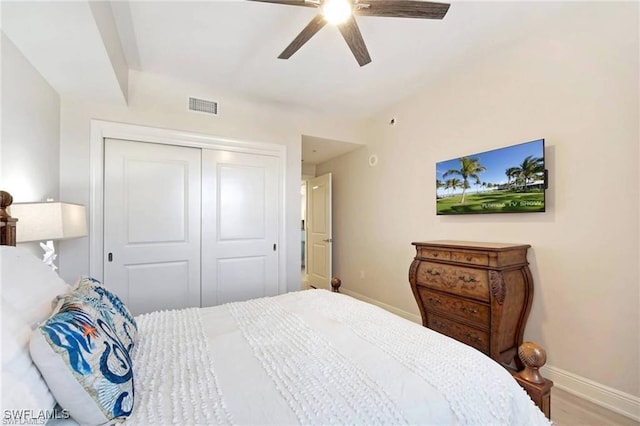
[0,246,69,328]
[1,300,56,414]
[1,371,39,412]
[30,293,135,425]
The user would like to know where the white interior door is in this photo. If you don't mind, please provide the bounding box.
[104,139,201,315]
[306,173,332,290]
[201,150,280,305]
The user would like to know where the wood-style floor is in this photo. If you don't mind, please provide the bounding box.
[551,388,639,426]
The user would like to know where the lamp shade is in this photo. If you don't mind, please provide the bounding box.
[9,202,88,243]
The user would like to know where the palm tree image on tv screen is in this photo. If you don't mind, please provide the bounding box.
[436,139,546,215]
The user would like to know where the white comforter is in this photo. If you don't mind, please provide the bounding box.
[125,290,550,425]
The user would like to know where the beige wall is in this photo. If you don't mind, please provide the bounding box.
[57,69,365,292]
[318,2,639,397]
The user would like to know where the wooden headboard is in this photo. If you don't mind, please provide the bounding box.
[0,191,17,246]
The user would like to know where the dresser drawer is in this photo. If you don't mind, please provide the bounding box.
[451,250,489,266]
[416,262,489,302]
[418,287,490,325]
[427,314,489,353]
[418,248,451,261]
[411,241,535,368]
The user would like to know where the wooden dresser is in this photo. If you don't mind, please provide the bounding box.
[409,240,534,367]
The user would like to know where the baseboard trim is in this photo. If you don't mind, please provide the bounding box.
[339,288,423,324]
[340,288,640,422]
[542,365,640,422]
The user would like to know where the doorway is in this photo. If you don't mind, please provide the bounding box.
[301,182,307,288]
[304,173,332,290]
[300,135,362,290]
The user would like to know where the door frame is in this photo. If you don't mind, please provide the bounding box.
[89,119,287,296]
[305,173,332,290]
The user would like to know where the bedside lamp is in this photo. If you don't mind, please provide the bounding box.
[9,200,88,271]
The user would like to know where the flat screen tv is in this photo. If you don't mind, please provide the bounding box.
[436,139,546,215]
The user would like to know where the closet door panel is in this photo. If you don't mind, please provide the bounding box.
[104,139,202,315]
[218,164,266,240]
[216,257,266,304]
[202,150,280,306]
[126,261,190,313]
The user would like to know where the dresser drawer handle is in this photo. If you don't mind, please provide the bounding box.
[426,268,441,276]
[466,256,473,261]
[460,306,478,314]
[427,296,442,305]
[432,253,439,257]
[458,275,477,283]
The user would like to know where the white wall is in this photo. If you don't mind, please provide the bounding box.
[1,34,60,202]
[318,2,639,398]
[1,33,60,258]
[58,69,365,294]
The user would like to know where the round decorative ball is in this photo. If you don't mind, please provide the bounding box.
[518,341,547,368]
[0,191,13,209]
[330,276,342,292]
[517,341,547,384]
[0,191,13,219]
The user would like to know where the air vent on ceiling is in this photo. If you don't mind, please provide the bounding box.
[189,97,219,116]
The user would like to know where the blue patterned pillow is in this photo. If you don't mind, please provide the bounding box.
[73,277,137,353]
[30,297,134,425]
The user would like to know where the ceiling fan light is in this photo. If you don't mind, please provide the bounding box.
[322,0,352,25]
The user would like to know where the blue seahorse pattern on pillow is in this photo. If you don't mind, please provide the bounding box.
[34,297,134,423]
[73,277,137,352]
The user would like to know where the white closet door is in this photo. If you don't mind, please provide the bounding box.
[104,139,202,315]
[202,150,279,306]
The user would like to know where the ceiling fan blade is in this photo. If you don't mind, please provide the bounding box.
[246,0,317,8]
[356,0,450,19]
[279,14,327,59]
[337,16,371,67]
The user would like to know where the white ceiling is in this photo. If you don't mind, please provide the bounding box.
[302,135,363,165]
[2,1,567,162]
[2,1,126,104]
[112,0,565,118]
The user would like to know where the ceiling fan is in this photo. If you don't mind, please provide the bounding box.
[247,0,450,66]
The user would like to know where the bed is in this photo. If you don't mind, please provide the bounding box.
[0,191,551,425]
